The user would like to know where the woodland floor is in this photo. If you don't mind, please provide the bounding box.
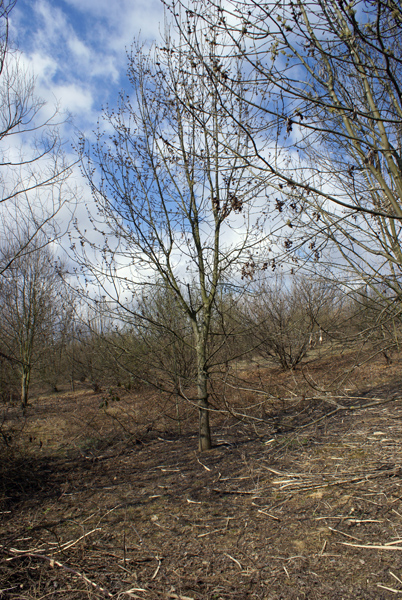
[2,349,402,599]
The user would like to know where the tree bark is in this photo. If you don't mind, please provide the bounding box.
[198,374,211,451]
[196,341,212,451]
[21,366,31,413]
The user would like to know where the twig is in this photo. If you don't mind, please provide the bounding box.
[1,548,113,597]
[270,468,400,492]
[196,456,211,471]
[212,488,263,495]
[151,556,161,580]
[1,528,101,559]
[347,519,383,524]
[298,396,399,429]
[0,585,21,595]
[120,589,147,599]
[339,542,402,550]
[257,509,281,521]
[224,553,242,570]
[386,540,402,546]
[262,466,301,477]
[197,527,227,538]
[328,527,363,542]
[377,583,402,593]
[57,527,101,553]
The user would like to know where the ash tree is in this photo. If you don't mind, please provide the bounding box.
[77,37,269,450]
[170,0,402,323]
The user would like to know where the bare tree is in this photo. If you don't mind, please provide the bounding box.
[245,275,338,370]
[76,39,269,450]
[0,1,15,75]
[0,1,72,275]
[0,237,65,410]
[38,289,77,392]
[136,283,197,388]
[169,0,402,318]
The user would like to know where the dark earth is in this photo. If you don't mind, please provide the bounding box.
[2,350,402,599]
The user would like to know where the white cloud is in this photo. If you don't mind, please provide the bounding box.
[51,84,94,116]
[62,0,165,44]
[10,0,166,133]
[24,52,58,82]
[67,37,92,63]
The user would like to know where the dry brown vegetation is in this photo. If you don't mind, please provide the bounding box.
[1,350,402,599]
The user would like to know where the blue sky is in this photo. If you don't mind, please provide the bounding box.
[4,0,167,272]
[10,0,165,135]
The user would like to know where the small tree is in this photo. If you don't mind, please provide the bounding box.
[245,276,337,370]
[77,38,269,450]
[0,238,65,410]
[347,284,402,363]
[136,283,197,389]
[37,290,76,392]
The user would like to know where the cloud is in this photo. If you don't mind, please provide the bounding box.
[67,37,92,63]
[51,84,94,117]
[26,52,58,82]
[4,0,205,280]
[10,0,165,134]
[62,0,165,45]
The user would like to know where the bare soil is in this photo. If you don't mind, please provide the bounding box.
[2,350,402,599]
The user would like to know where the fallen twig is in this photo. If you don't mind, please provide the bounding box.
[339,542,402,551]
[197,527,227,538]
[377,583,402,593]
[257,509,281,521]
[0,547,113,597]
[151,556,161,580]
[196,456,211,471]
[224,553,242,569]
[328,527,363,542]
[298,396,399,429]
[57,527,101,553]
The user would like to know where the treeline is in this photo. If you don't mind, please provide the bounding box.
[1,239,399,409]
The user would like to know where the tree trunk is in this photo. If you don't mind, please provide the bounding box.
[21,367,31,413]
[198,382,212,451]
[196,344,212,451]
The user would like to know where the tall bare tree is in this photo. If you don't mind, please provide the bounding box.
[169,0,402,319]
[77,39,269,450]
